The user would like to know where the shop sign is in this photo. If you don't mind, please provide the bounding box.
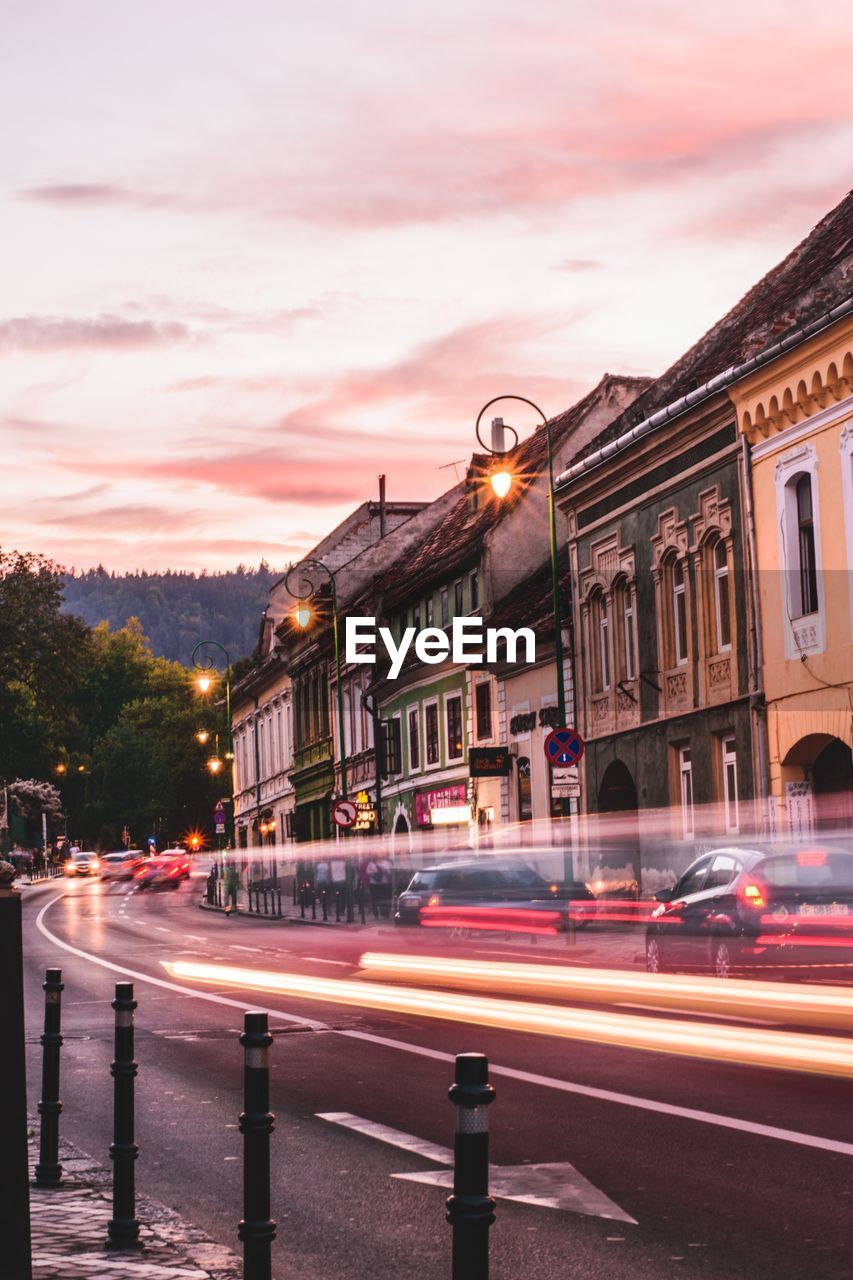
[415,784,468,827]
[469,747,513,777]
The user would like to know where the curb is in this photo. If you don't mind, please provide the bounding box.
[197,897,333,926]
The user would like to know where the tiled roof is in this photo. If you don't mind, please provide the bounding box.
[567,187,853,468]
[378,373,650,609]
[485,550,571,648]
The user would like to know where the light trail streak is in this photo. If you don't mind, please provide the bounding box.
[164,959,853,1078]
[358,952,853,1030]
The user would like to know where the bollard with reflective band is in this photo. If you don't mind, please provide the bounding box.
[239,1011,276,1280]
[446,1053,496,1280]
[35,968,64,1187]
[107,982,141,1249]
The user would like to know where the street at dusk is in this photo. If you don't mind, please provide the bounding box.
[19,870,853,1280]
[3,3,853,1279]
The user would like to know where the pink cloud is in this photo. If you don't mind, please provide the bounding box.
[0,314,193,352]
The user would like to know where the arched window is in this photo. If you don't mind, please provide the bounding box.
[796,474,818,616]
[671,558,688,666]
[614,578,636,682]
[712,539,731,652]
[589,590,610,692]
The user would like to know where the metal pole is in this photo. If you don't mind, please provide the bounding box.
[107,982,140,1249]
[0,885,33,1280]
[239,1011,276,1280]
[35,967,64,1188]
[446,1053,495,1280]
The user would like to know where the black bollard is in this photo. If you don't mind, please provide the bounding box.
[0,885,33,1280]
[35,968,64,1187]
[446,1053,496,1280]
[107,982,140,1249]
[239,1012,276,1280]
[358,884,366,926]
[276,889,282,918]
[321,888,328,921]
[300,884,306,919]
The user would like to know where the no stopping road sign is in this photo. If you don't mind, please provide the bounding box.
[544,727,584,768]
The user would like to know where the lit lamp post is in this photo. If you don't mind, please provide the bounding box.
[286,558,353,922]
[192,641,234,848]
[475,396,571,824]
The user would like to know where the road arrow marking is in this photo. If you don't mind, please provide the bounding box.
[316,1111,636,1223]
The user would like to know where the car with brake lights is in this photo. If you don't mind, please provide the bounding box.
[645,844,853,979]
[100,850,144,880]
[134,851,191,890]
[395,858,595,927]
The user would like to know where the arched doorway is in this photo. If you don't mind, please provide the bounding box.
[596,759,641,895]
[813,738,853,830]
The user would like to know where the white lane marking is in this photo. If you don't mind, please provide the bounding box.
[34,895,326,1031]
[616,1003,777,1027]
[338,1030,853,1158]
[185,935,209,942]
[230,945,262,953]
[34,894,853,1159]
[318,1111,452,1163]
[304,957,351,966]
[317,1111,636,1221]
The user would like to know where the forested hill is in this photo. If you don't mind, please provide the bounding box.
[61,564,281,664]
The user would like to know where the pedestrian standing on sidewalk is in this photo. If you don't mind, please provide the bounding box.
[224,859,239,915]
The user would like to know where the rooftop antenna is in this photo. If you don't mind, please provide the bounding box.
[438,458,467,482]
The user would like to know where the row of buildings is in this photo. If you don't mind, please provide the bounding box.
[229,189,853,890]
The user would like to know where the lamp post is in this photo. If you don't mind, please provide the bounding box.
[192,641,234,848]
[285,560,348,804]
[286,558,353,920]
[475,396,567,727]
[475,396,574,851]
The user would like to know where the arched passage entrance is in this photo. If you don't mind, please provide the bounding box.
[596,759,641,894]
[813,738,853,830]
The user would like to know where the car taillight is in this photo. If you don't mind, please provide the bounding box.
[427,894,440,907]
[135,868,146,878]
[797,849,827,867]
[738,879,767,910]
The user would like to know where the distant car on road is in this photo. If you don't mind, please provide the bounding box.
[134,852,191,890]
[65,850,101,877]
[645,844,853,979]
[100,850,144,881]
[395,859,595,928]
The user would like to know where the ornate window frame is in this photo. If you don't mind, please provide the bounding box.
[774,442,825,658]
[651,509,693,716]
[578,533,638,736]
[690,486,736,705]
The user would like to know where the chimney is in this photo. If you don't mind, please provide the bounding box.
[491,416,507,455]
[378,474,386,538]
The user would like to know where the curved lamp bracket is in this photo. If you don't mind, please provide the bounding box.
[475,394,546,457]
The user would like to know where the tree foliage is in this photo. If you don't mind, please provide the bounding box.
[1,548,224,850]
[61,563,279,664]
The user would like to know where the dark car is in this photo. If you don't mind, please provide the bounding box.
[134,852,190,890]
[395,859,595,927]
[645,844,853,979]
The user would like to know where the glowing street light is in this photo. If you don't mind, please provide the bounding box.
[294,602,313,629]
[490,468,513,499]
[191,640,234,846]
[207,755,223,775]
[196,673,213,694]
[195,729,210,745]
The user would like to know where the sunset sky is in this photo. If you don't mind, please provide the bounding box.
[3,0,852,572]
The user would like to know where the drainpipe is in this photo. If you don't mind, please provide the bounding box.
[378,475,386,539]
[741,434,771,827]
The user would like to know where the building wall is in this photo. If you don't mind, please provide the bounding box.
[731,316,853,832]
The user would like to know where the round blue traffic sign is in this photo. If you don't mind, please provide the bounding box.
[544,727,584,767]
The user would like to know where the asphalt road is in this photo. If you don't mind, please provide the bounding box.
[21,874,853,1280]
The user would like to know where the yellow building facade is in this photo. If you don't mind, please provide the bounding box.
[730,312,853,834]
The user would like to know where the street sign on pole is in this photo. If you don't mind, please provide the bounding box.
[214,805,226,836]
[332,798,357,830]
[544,727,584,768]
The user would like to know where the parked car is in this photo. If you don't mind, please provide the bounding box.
[64,850,101,877]
[645,844,853,979]
[134,852,191,890]
[100,850,144,881]
[395,858,595,927]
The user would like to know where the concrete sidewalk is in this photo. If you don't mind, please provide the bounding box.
[29,1130,241,1280]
